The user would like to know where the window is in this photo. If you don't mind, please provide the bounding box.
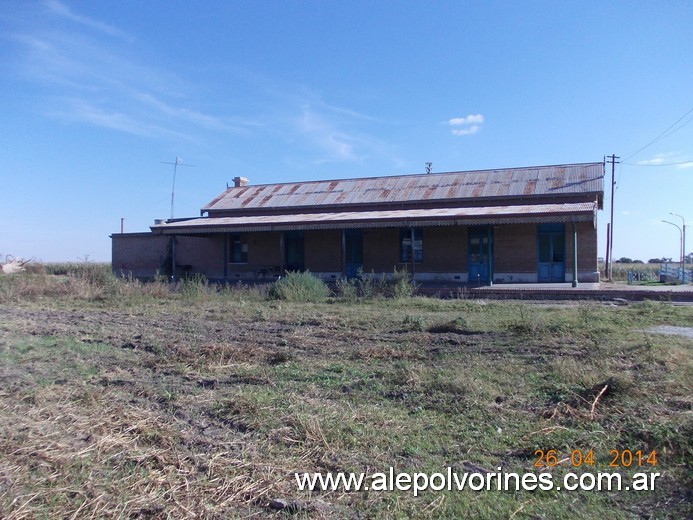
[400,228,423,263]
[229,234,247,263]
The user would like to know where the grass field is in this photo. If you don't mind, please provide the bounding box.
[0,267,691,518]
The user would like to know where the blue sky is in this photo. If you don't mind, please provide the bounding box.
[1,0,691,263]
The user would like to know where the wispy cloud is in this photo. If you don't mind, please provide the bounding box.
[636,152,676,166]
[8,2,402,166]
[44,0,133,41]
[8,2,235,142]
[263,83,401,167]
[636,152,693,168]
[298,106,357,162]
[448,114,484,136]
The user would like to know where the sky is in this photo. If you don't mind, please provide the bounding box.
[1,0,691,263]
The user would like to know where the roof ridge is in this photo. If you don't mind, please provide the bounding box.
[226,162,603,189]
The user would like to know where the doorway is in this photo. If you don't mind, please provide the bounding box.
[468,226,493,284]
[537,224,565,282]
[344,230,363,278]
[285,231,305,271]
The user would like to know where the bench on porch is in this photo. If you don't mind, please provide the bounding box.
[255,266,282,279]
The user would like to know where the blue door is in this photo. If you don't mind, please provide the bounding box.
[468,226,493,284]
[537,224,565,282]
[344,230,363,278]
[285,231,305,271]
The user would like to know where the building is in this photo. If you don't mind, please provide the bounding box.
[111,162,604,285]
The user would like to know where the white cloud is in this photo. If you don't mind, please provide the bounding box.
[451,125,481,136]
[637,152,693,168]
[447,114,484,136]
[449,114,484,126]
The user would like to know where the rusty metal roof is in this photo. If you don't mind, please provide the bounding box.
[203,162,604,213]
[154,202,597,234]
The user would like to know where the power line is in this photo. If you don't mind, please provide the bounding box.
[623,107,693,162]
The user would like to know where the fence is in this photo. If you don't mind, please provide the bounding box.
[659,263,692,283]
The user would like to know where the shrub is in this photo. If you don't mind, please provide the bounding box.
[355,266,418,299]
[266,271,329,303]
[177,273,209,299]
[389,266,418,298]
[334,277,358,302]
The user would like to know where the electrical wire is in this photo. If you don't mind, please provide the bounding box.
[622,107,693,162]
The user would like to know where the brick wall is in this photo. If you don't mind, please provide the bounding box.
[111,233,169,278]
[176,236,224,278]
[363,228,399,272]
[305,230,341,272]
[494,224,537,273]
[113,221,600,282]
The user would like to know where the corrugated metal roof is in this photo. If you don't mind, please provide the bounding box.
[203,162,604,213]
[153,202,597,234]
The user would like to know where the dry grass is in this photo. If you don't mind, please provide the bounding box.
[0,270,691,518]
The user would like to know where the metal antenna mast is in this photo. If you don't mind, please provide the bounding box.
[161,157,195,220]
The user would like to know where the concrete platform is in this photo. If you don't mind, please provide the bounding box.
[417,282,693,302]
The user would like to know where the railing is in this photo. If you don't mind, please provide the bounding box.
[659,263,692,283]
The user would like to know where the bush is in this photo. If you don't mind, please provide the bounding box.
[334,277,358,302]
[267,271,329,303]
[389,266,418,298]
[356,266,418,299]
[177,273,209,299]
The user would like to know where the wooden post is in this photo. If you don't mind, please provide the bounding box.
[410,227,416,280]
[487,226,493,286]
[223,233,228,281]
[279,232,285,274]
[572,221,578,288]
[171,236,177,283]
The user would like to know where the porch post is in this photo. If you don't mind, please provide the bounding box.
[279,232,285,274]
[487,226,493,286]
[171,235,177,283]
[410,227,416,279]
[341,229,346,277]
[572,221,579,288]
[223,233,228,281]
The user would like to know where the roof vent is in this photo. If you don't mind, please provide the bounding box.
[233,176,249,187]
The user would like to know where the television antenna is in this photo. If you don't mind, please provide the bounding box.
[161,157,195,219]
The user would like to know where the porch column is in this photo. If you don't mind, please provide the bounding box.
[223,233,228,280]
[279,232,285,274]
[410,227,416,279]
[341,229,346,277]
[572,221,579,288]
[170,235,177,283]
[487,226,493,286]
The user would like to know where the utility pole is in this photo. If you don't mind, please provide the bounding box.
[606,154,620,281]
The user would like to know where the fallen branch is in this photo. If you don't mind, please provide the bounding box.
[590,384,609,420]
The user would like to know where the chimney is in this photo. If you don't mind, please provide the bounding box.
[233,176,249,187]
